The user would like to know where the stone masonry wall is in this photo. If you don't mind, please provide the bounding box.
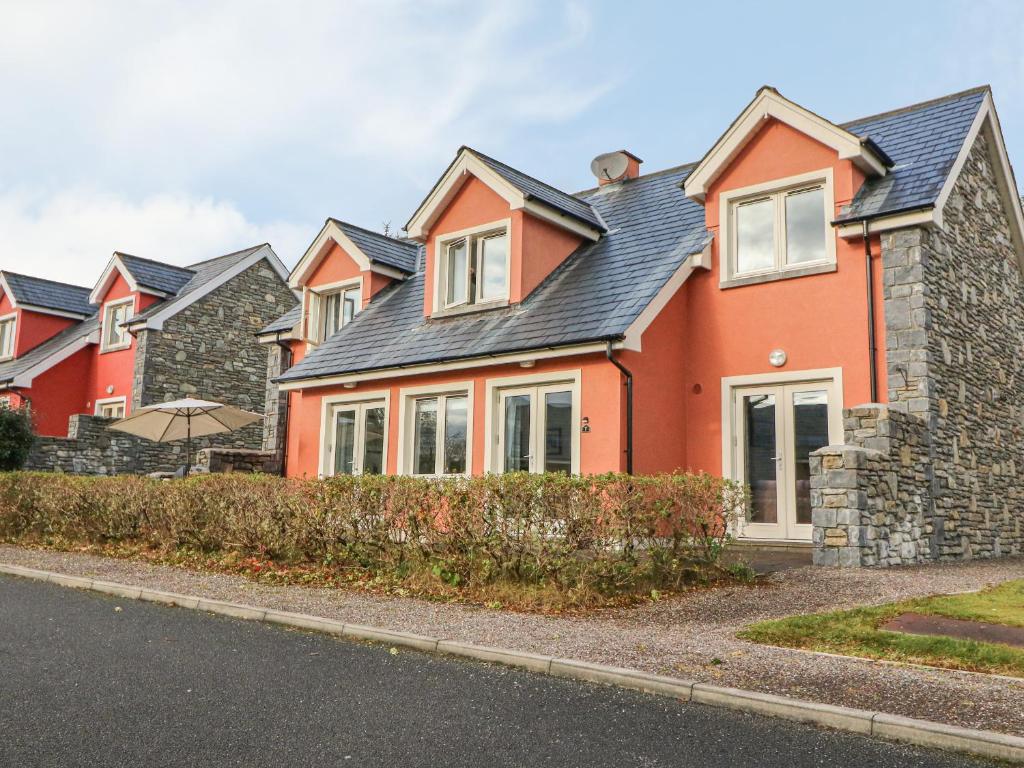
[880,131,1024,560]
[196,447,281,474]
[262,343,291,454]
[131,257,297,454]
[811,405,935,567]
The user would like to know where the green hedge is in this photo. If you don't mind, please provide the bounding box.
[0,407,34,471]
[0,471,745,595]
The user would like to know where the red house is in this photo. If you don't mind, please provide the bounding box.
[257,85,1022,563]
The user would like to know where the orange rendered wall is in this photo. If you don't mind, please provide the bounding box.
[284,353,624,478]
[306,242,392,309]
[20,346,93,436]
[681,118,887,476]
[13,309,78,356]
[517,213,584,301]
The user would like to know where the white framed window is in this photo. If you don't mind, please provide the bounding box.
[101,297,135,352]
[0,313,16,360]
[0,395,11,409]
[305,279,361,344]
[397,382,473,476]
[719,169,835,286]
[433,219,511,313]
[484,371,580,475]
[319,390,389,476]
[94,396,127,419]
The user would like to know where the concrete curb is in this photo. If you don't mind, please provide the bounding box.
[2,562,1021,764]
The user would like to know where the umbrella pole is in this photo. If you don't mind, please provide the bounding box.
[184,413,191,477]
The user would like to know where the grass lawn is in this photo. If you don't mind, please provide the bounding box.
[739,579,1024,677]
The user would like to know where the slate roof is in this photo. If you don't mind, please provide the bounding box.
[273,87,1001,384]
[1,272,93,317]
[330,220,419,273]
[258,305,301,336]
[278,164,706,382]
[130,244,271,324]
[837,87,988,221]
[470,148,606,231]
[117,253,195,295]
[0,315,100,385]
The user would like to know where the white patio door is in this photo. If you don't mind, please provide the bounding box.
[731,379,841,540]
[497,384,576,474]
[327,401,386,476]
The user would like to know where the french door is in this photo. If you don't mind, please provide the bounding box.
[731,378,841,540]
[327,400,386,476]
[497,384,576,474]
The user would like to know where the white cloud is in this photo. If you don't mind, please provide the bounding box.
[0,0,613,284]
[0,189,310,285]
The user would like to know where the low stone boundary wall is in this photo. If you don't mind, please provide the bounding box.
[25,414,279,476]
[811,405,934,567]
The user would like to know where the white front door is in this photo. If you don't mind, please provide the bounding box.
[327,401,386,476]
[730,377,842,540]
[496,384,576,474]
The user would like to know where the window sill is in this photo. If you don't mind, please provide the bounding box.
[99,343,132,354]
[431,301,509,320]
[720,261,836,290]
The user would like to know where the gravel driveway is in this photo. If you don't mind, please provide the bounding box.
[2,544,1021,736]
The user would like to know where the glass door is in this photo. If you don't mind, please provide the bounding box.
[732,379,839,540]
[497,384,576,474]
[328,400,385,476]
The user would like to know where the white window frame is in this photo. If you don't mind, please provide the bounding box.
[94,396,127,419]
[0,395,11,409]
[305,278,363,345]
[318,389,390,477]
[483,370,581,475]
[0,312,16,361]
[397,381,474,476]
[432,219,512,315]
[100,297,135,352]
[719,168,836,288]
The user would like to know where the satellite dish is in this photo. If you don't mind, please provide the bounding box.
[591,151,630,183]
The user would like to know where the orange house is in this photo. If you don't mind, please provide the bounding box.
[264,85,1024,548]
[1,246,294,440]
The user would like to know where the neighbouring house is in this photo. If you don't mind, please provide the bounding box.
[0,245,298,474]
[260,85,1024,567]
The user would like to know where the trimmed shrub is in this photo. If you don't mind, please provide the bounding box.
[0,471,745,596]
[0,408,34,471]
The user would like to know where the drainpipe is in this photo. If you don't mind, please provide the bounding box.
[605,340,633,475]
[863,220,879,403]
[272,332,294,476]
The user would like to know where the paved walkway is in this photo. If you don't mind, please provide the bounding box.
[1,544,1021,736]
[0,574,1001,768]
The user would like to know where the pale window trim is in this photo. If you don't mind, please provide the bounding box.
[719,168,836,288]
[483,370,581,475]
[0,312,16,361]
[305,278,363,345]
[432,219,512,315]
[0,395,11,409]
[318,389,390,477]
[396,381,474,476]
[94,396,127,419]
[100,297,135,352]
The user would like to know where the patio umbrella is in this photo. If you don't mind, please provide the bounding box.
[108,398,262,476]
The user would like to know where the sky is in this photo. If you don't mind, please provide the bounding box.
[1,0,1023,285]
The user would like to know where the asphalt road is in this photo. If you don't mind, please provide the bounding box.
[0,575,1002,768]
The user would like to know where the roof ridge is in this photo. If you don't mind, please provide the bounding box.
[329,219,418,249]
[115,251,196,274]
[0,271,91,292]
[841,85,990,128]
[572,161,697,198]
[185,243,267,269]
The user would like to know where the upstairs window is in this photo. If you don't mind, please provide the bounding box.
[721,170,834,286]
[307,282,361,344]
[437,224,509,312]
[101,298,134,352]
[0,315,15,360]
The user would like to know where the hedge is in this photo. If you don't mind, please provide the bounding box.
[0,471,746,595]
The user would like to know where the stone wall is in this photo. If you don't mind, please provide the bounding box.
[811,405,935,567]
[813,130,1024,565]
[262,343,291,454]
[196,447,281,474]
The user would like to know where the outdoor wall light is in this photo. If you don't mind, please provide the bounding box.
[106,385,115,394]
[768,349,787,367]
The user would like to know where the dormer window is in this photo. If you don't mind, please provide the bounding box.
[306,280,361,345]
[720,169,835,287]
[101,297,134,352]
[435,221,510,313]
[0,314,15,360]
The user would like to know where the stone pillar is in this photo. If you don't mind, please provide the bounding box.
[262,343,290,458]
